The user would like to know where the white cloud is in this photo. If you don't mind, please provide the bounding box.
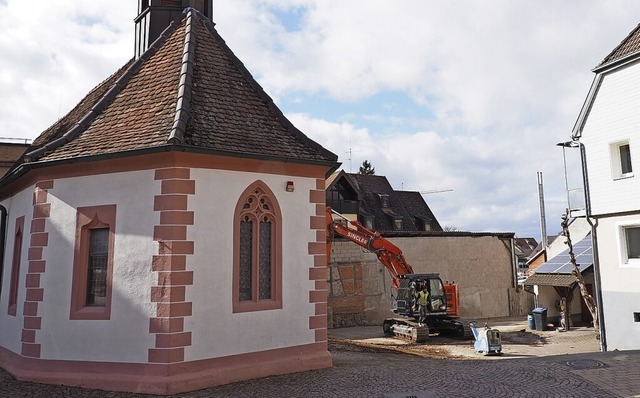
[0,0,133,138]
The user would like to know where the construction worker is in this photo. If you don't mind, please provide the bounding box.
[417,285,429,327]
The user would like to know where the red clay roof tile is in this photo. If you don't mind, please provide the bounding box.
[20,9,337,167]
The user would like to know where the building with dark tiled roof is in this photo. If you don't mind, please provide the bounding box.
[394,190,443,232]
[0,1,338,394]
[513,237,538,270]
[326,171,442,233]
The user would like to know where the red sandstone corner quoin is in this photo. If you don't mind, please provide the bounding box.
[149,167,195,364]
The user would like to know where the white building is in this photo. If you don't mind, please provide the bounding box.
[572,21,640,351]
[0,1,338,394]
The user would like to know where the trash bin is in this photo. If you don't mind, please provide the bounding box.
[532,307,548,331]
[527,314,535,330]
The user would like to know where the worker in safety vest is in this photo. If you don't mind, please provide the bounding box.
[417,286,429,327]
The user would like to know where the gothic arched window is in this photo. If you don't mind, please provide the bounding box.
[233,181,282,312]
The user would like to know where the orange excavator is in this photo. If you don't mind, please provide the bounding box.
[326,207,472,343]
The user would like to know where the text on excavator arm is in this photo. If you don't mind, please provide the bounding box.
[326,206,414,288]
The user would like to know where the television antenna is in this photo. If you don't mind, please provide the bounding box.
[400,183,453,194]
[420,189,453,195]
[344,141,361,172]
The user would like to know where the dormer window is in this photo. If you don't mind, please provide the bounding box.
[377,194,390,208]
[359,215,375,230]
[415,216,431,231]
[392,217,403,230]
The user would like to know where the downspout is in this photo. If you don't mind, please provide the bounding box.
[577,141,607,352]
[0,205,7,296]
[509,236,518,317]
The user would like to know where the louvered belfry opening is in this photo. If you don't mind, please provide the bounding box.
[135,0,213,58]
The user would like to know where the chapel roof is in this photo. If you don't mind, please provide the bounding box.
[10,8,337,175]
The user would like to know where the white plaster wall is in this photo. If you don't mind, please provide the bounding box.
[185,170,318,361]
[579,62,640,350]
[580,62,640,216]
[39,171,158,362]
[0,187,37,355]
[595,215,640,350]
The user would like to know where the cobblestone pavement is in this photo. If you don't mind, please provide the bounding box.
[1,324,639,397]
[1,348,639,397]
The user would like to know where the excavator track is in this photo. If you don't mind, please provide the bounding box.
[383,318,429,343]
[435,317,474,340]
[459,319,474,340]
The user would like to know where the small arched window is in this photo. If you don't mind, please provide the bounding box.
[233,181,282,312]
[7,216,24,316]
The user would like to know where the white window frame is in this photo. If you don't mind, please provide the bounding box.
[617,221,640,267]
[610,140,633,180]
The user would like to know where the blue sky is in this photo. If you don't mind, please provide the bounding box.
[2,0,640,241]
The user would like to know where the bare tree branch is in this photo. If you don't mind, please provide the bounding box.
[561,209,599,340]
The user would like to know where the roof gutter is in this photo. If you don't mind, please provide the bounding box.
[576,142,607,352]
[0,144,339,189]
[0,205,7,299]
[561,136,606,351]
[592,50,640,74]
[571,74,603,140]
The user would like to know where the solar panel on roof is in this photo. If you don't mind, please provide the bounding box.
[534,233,593,274]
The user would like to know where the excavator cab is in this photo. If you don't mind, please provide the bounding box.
[393,273,449,318]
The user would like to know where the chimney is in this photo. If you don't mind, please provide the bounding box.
[134,0,213,58]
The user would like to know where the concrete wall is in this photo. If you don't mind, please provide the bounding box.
[328,234,531,327]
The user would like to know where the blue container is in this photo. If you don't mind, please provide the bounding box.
[532,307,548,331]
[527,314,535,330]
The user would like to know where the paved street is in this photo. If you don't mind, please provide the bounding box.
[1,322,639,397]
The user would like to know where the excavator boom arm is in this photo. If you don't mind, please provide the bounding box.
[326,207,413,288]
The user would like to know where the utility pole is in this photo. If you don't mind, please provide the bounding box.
[537,172,547,249]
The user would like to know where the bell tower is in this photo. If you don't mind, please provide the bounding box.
[134,0,213,58]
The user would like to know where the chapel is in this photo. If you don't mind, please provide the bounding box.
[0,1,338,394]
